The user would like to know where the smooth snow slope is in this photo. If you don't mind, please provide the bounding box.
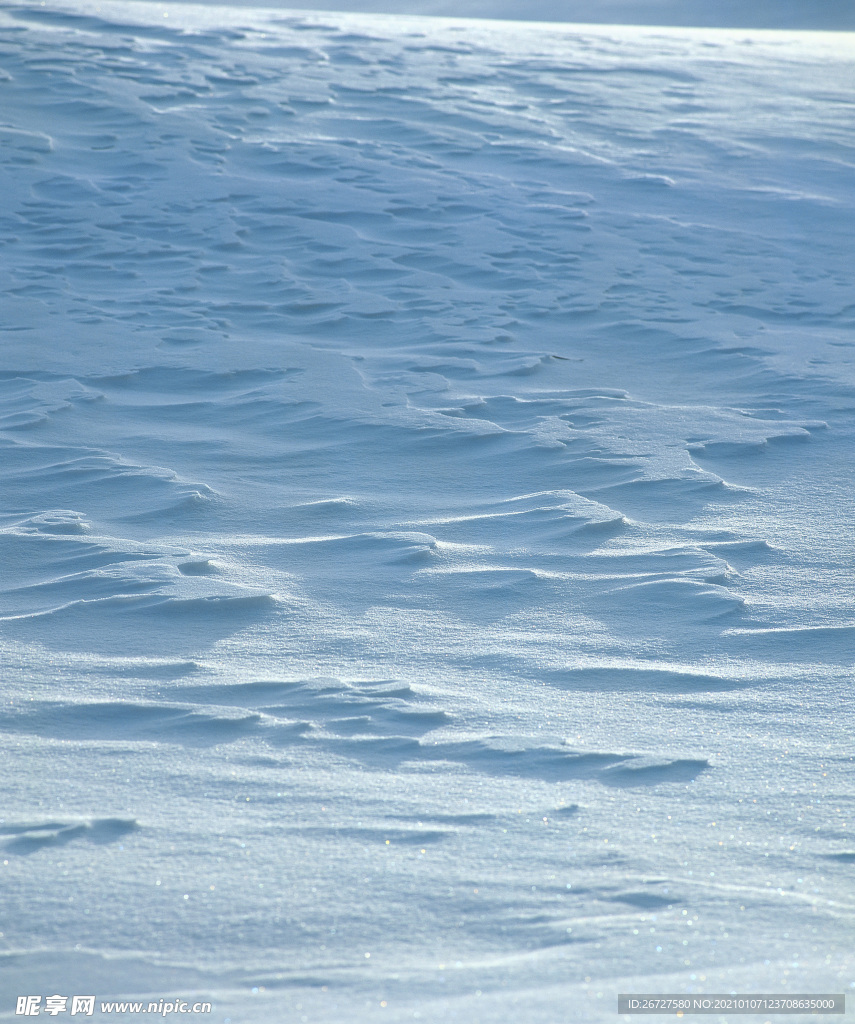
[156,0,855,32]
[1,3,854,1021]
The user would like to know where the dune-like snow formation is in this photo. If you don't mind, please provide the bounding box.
[1,2,853,1021]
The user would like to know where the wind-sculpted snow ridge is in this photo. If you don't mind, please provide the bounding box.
[1,3,853,1021]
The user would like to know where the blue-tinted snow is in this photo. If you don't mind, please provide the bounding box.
[0,2,853,1021]
[156,0,855,32]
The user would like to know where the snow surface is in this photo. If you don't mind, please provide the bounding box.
[1,1,854,1021]
[154,0,855,32]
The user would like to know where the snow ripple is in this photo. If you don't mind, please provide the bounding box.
[1,3,853,1020]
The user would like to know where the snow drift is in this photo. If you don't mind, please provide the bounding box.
[0,2,853,1021]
